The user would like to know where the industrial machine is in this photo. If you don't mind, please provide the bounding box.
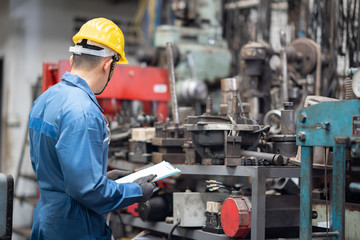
[219,191,300,239]
[240,34,321,130]
[173,191,228,227]
[220,194,251,238]
[151,108,191,164]
[42,61,170,119]
[137,0,231,108]
[33,1,360,239]
[138,192,173,222]
[129,128,157,164]
[262,101,297,163]
[42,60,171,167]
[186,77,287,166]
[103,34,322,238]
[297,68,360,239]
[150,43,192,164]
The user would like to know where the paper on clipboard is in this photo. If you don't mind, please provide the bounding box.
[115,161,181,184]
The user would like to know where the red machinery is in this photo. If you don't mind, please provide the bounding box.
[42,60,170,121]
[220,195,252,238]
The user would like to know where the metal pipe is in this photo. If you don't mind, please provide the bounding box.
[313,43,322,96]
[166,42,179,125]
[239,150,284,166]
[281,102,296,134]
[232,95,239,114]
[250,93,259,120]
[205,96,212,115]
[231,77,244,115]
[227,95,233,114]
[280,30,289,102]
[312,231,339,238]
[186,51,197,81]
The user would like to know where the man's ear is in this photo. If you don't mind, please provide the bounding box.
[69,55,73,66]
[103,58,113,72]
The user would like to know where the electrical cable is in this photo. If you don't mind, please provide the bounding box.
[168,220,181,240]
[109,211,127,239]
[117,212,126,238]
[324,148,329,239]
[206,180,233,189]
[206,180,234,192]
[208,186,232,192]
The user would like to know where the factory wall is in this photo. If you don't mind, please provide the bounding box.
[0,0,138,237]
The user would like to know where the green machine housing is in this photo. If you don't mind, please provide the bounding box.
[151,0,232,106]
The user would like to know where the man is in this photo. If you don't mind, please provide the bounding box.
[29,18,155,239]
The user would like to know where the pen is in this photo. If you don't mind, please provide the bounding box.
[150,174,157,183]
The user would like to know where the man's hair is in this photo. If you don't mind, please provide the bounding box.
[71,53,105,70]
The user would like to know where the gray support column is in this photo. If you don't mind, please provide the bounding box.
[251,167,266,240]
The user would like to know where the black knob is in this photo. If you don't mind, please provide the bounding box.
[312,211,318,219]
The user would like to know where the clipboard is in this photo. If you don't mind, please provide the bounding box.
[115,161,181,184]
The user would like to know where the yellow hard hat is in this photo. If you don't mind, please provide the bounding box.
[72,17,128,64]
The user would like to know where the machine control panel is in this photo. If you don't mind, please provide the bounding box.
[352,115,360,136]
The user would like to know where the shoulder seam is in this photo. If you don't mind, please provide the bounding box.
[61,114,104,132]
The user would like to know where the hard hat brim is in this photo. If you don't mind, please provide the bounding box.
[73,35,128,65]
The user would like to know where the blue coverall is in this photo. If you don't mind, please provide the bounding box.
[29,72,143,240]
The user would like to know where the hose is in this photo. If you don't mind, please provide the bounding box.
[168,220,181,240]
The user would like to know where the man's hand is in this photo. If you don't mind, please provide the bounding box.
[106,169,131,180]
[133,174,156,203]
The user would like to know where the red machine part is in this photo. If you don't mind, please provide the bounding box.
[220,196,252,238]
[126,203,139,217]
[42,60,170,121]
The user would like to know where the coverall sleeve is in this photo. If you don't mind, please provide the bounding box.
[55,114,142,215]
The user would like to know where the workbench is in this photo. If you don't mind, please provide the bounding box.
[115,165,301,240]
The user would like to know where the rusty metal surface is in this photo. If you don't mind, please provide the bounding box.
[313,200,360,240]
[128,153,152,163]
[296,100,360,147]
[288,38,317,75]
[152,138,187,147]
[151,152,185,164]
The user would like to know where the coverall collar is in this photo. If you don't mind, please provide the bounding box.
[61,72,104,112]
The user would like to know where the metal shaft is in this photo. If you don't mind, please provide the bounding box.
[205,96,212,115]
[312,231,339,238]
[281,102,296,134]
[240,150,284,166]
[231,77,244,114]
[186,51,197,81]
[227,95,233,114]
[166,42,179,125]
[280,30,289,102]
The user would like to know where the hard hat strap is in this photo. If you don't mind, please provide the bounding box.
[95,55,119,95]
